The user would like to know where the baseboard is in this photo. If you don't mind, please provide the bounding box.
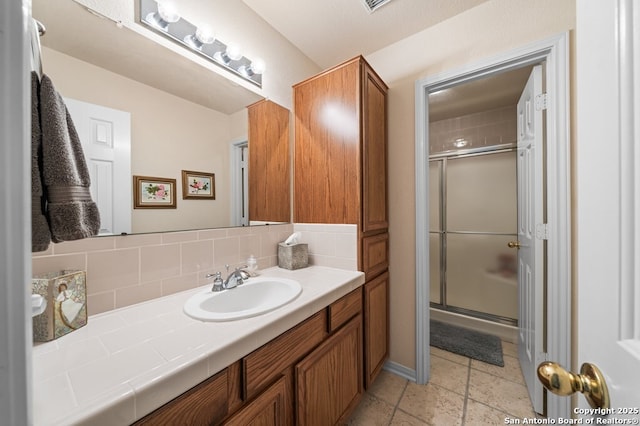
[382,360,416,382]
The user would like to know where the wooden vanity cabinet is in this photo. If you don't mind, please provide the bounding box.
[293,56,390,389]
[134,290,364,426]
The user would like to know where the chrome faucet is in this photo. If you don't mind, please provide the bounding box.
[222,265,250,290]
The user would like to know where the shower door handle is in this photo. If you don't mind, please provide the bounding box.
[507,241,521,249]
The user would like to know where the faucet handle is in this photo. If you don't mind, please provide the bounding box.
[209,272,223,292]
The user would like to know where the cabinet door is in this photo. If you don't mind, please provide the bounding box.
[296,315,363,426]
[362,64,388,233]
[224,376,288,426]
[364,272,389,388]
[293,58,360,225]
[248,99,290,223]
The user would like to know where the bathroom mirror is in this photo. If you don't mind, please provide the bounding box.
[32,0,291,234]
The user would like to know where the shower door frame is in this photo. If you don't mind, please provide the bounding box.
[415,32,570,420]
[429,145,519,326]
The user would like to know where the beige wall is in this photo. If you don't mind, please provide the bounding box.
[43,47,237,233]
[366,0,576,370]
[32,225,294,316]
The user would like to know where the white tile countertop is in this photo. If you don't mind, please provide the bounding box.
[32,266,365,426]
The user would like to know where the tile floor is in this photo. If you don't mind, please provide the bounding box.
[348,341,537,425]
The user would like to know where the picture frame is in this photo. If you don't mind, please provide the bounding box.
[182,170,215,200]
[133,175,177,209]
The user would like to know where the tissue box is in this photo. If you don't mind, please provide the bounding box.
[32,270,88,342]
[278,243,308,270]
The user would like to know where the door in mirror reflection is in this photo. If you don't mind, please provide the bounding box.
[65,98,131,235]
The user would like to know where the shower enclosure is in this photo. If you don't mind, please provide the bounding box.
[429,148,518,325]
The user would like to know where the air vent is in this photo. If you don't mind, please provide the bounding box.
[362,0,393,13]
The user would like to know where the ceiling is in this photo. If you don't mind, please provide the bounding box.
[33,0,525,118]
[241,0,490,69]
[241,0,530,118]
[428,66,534,121]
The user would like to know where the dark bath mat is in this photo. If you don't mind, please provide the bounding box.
[430,320,504,367]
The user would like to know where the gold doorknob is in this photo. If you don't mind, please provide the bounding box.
[537,362,610,409]
[507,241,521,249]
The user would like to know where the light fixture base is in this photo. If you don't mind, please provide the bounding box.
[138,0,262,87]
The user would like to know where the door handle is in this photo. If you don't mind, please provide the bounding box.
[507,241,521,249]
[537,362,610,409]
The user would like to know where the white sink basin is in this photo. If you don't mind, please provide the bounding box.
[183,277,302,322]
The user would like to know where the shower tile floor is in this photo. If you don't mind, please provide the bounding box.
[348,341,537,425]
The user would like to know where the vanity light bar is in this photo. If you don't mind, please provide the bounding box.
[139,0,263,87]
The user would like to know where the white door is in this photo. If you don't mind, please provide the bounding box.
[230,141,249,226]
[573,0,640,414]
[65,99,131,235]
[516,65,544,414]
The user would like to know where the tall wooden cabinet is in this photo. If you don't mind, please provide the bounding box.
[248,99,290,223]
[293,56,389,388]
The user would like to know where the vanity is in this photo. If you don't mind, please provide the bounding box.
[32,266,365,425]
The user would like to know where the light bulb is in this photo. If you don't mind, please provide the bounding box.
[195,27,215,44]
[145,1,180,31]
[250,59,265,75]
[225,43,243,61]
[157,2,180,23]
[184,26,215,50]
[239,59,266,77]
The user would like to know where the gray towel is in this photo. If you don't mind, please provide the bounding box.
[31,72,52,252]
[39,74,100,243]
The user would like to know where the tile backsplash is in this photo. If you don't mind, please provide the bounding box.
[33,223,359,316]
[293,223,358,270]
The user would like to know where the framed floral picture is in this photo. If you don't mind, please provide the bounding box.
[182,170,215,200]
[133,175,177,209]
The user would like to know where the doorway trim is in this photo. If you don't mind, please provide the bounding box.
[0,2,32,424]
[230,139,249,226]
[415,32,570,419]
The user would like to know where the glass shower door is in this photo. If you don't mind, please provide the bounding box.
[429,150,518,324]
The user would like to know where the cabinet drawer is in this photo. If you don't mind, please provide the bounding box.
[134,368,228,425]
[327,288,362,333]
[243,310,327,400]
[361,232,389,280]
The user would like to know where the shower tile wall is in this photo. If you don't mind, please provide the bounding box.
[429,105,516,154]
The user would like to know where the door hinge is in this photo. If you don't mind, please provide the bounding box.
[535,93,547,111]
[536,223,549,240]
